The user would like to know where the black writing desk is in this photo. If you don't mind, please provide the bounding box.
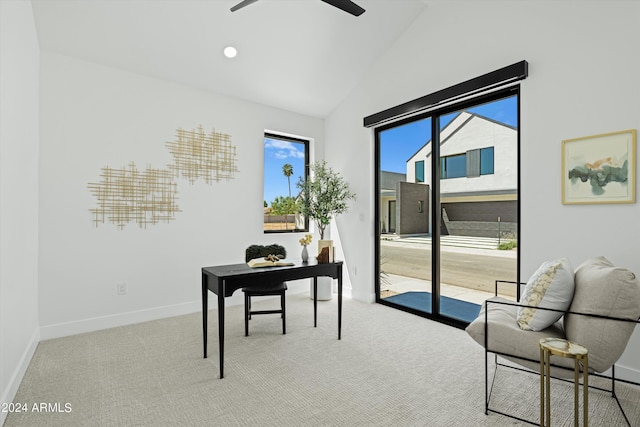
[201,260,343,378]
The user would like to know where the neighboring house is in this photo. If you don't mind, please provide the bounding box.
[383,111,517,238]
[379,171,406,233]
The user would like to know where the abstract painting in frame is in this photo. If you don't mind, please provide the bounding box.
[562,129,636,204]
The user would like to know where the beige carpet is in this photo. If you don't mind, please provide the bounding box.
[5,293,639,426]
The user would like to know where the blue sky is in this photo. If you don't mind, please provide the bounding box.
[380,96,518,173]
[263,138,305,206]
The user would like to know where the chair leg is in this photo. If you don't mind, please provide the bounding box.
[244,292,249,337]
[281,291,286,335]
[611,364,616,398]
[484,316,489,416]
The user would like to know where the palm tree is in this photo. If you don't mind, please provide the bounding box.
[282,163,293,197]
[282,163,294,229]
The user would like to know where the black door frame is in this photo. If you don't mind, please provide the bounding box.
[374,86,521,329]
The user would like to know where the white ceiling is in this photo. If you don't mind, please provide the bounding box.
[31,0,427,118]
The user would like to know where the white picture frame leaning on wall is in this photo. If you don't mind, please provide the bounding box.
[562,129,636,205]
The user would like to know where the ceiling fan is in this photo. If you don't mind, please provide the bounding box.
[230,0,365,17]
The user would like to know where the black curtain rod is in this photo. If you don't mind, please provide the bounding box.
[363,60,528,128]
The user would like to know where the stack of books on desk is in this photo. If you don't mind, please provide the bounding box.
[247,257,294,268]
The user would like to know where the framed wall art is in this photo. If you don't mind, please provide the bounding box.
[562,129,636,204]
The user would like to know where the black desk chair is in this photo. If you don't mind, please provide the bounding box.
[243,245,288,336]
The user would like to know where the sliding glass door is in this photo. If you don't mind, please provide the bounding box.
[376,89,519,326]
[378,118,432,312]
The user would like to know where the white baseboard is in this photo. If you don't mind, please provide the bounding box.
[39,285,313,341]
[39,296,246,340]
[1,327,39,426]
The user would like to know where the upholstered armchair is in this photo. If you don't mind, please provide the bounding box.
[466,256,640,425]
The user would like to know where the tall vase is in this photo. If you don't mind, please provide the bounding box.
[301,245,309,263]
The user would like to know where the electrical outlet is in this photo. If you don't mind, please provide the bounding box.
[117,283,128,296]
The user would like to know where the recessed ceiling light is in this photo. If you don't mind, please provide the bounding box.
[223,46,237,58]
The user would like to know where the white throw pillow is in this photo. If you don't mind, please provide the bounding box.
[516,258,575,331]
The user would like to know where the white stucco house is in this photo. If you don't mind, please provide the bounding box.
[383,111,518,237]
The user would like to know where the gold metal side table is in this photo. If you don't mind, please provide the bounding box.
[539,337,588,426]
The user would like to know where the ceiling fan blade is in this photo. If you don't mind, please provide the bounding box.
[230,0,260,13]
[321,0,365,16]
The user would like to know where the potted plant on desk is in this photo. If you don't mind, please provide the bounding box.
[296,160,355,300]
[296,160,355,298]
[297,160,355,260]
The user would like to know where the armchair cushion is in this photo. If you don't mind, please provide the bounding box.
[466,297,571,374]
[516,257,575,331]
[564,256,640,372]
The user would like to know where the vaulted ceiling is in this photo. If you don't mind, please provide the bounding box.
[31,0,427,118]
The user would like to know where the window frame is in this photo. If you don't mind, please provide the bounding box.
[480,146,495,175]
[415,160,425,183]
[441,153,467,179]
[263,132,310,234]
[374,86,521,329]
[440,146,495,179]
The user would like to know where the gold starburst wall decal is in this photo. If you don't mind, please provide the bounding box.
[88,163,180,229]
[166,126,239,184]
[88,125,237,229]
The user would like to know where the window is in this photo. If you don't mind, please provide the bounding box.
[441,154,466,179]
[480,147,494,175]
[263,133,309,233]
[415,160,425,183]
[441,147,494,179]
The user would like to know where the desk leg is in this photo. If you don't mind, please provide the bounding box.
[313,277,318,327]
[338,267,342,340]
[202,272,208,359]
[217,280,225,379]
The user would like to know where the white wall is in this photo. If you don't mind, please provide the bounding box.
[38,52,325,338]
[0,0,41,421]
[326,2,640,380]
